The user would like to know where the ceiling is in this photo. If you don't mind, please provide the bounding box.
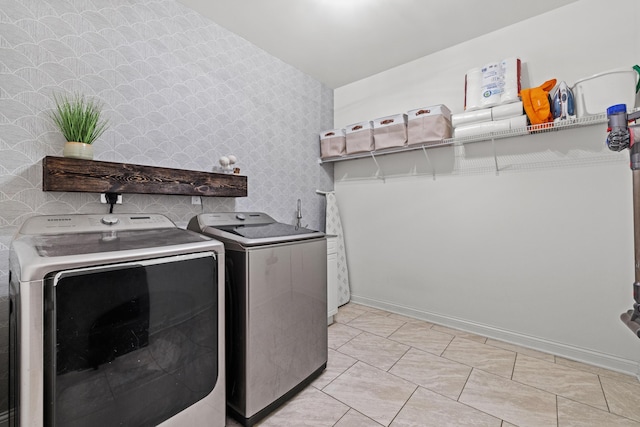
[177,0,579,89]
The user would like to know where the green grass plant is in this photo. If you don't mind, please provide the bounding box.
[50,93,109,144]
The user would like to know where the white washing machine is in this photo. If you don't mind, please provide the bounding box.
[188,212,327,427]
[8,214,225,427]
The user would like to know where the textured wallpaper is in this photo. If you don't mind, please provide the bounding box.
[0,0,334,416]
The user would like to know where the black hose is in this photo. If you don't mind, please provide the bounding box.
[104,193,119,214]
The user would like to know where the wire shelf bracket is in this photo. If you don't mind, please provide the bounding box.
[370,152,386,183]
[421,146,436,181]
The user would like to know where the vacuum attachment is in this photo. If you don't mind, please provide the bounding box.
[620,309,640,337]
[606,104,632,152]
[621,282,640,337]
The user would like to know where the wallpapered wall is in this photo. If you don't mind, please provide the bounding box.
[0,0,334,415]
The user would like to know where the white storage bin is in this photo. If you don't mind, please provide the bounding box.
[407,105,452,146]
[373,113,407,149]
[345,121,374,154]
[319,129,346,159]
[571,68,638,117]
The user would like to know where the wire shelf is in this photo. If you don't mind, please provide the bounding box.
[318,114,608,164]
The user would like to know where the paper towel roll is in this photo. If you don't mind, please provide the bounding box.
[509,114,529,129]
[480,62,502,109]
[455,118,510,138]
[492,117,512,133]
[452,108,492,128]
[500,57,521,104]
[491,101,523,121]
[508,115,529,136]
[454,115,529,139]
[454,121,495,138]
[464,68,482,111]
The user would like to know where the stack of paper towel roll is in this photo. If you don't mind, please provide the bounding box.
[456,57,527,139]
[452,101,528,139]
[465,58,521,111]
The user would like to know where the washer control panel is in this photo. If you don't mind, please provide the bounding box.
[197,212,275,227]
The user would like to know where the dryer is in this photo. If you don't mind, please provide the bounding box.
[8,214,225,427]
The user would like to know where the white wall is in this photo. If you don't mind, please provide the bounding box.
[335,0,639,126]
[334,0,640,375]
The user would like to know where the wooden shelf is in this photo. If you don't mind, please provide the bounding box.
[42,156,247,197]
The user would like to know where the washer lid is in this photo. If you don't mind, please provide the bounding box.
[203,223,323,246]
[188,212,324,246]
[216,223,319,240]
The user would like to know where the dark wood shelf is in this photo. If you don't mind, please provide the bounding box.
[42,156,247,197]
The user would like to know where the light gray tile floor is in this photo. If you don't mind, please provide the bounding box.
[225,303,640,427]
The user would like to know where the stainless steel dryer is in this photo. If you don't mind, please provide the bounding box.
[187,212,327,427]
[8,214,225,427]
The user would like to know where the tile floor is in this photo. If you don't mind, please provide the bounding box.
[226,303,640,427]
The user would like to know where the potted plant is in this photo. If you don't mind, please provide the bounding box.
[50,93,109,160]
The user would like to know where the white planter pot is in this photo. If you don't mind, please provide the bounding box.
[63,142,94,160]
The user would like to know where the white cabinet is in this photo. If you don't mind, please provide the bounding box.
[327,235,338,324]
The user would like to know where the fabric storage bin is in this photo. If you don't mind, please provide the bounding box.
[407,105,452,146]
[345,121,374,154]
[319,129,346,159]
[373,114,407,149]
[572,68,638,117]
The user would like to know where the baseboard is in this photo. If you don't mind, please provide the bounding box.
[350,294,640,378]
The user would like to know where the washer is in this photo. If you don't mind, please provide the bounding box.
[8,214,225,427]
[188,212,327,427]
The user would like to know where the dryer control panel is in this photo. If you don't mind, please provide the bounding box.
[18,214,176,235]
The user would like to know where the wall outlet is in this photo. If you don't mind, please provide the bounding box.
[100,194,122,204]
[191,196,202,205]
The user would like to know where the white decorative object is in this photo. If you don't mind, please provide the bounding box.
[216,155,238,174]
[217,156,232,173]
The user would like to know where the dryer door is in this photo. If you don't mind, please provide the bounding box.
[43,252,218,427]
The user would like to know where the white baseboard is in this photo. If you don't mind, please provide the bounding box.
[350,294,640,378]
